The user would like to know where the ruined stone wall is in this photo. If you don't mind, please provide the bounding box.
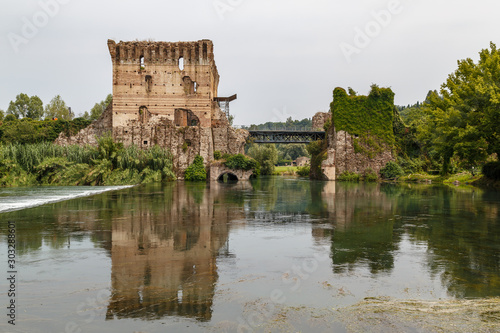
[112,118,247,177]
[54,102,113,146]
[320,127,393,180]
[312,112,330,131]
[319,86,396,180]
[208,162,254,181]
[334,130,393,176]
[108,39,219,129]
[56,103,248,178]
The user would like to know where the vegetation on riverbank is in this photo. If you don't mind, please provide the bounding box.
[0,135,175,187]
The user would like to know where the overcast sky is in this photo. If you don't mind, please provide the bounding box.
[1,0,499,125]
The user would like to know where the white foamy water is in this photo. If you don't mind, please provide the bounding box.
[0,185,134,213]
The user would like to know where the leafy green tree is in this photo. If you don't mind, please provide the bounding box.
[419,42,500,174]
[0,109,4,122]
[89,94,112,121]
[44,95,72,120]
[278,144,309,160]
[247,144,278,175]
[7,93,44,119]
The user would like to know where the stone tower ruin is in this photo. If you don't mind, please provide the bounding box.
[56,39,248,177]
[107,39,222,129]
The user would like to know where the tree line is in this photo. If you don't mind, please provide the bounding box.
[0,94,113,145]
[0,93,112,122]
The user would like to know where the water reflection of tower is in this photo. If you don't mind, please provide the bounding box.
[311,182,399,274]
[106,183,240,322]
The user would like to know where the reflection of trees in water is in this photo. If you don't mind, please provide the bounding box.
[325,183,400,275]
[248,176,313,217]
[384,185,500,298]
[312,182,500,298]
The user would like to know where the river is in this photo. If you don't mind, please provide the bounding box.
[1,177,499,332]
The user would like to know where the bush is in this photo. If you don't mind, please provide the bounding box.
[184,155,207,181]
[380,161,404,179]
[214,150,221,160]
[338,170,360,181]
[363,168,379,182]
[482,161,500,180]
[223,154,258,170]
[296,165,310,177]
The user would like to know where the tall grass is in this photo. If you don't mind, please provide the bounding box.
[0,142,99,173]
[0,140,175,186]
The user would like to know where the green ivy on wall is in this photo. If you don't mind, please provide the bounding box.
[331,85,395,149]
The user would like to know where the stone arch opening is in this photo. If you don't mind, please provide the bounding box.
[145,75,152,93]
[139,105,150,123]
[140,55,145,70]
[179,56,184,71]
[217,172,238,183]
[174,108,199,127]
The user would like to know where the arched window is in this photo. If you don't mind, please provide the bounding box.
[145,75,152,93]
[178,57,184,71]
[140,55,145,70]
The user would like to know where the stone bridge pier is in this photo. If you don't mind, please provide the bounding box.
[208,162,254,182]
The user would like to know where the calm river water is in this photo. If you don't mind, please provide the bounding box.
[1,177,500,332]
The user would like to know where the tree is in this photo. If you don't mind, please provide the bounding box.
[247,144,278,175]
[7,93,44,120]
[0,109,4,122]
[44,95,72,120]
[419,42,500,174]
[89,94,112,121]
[278,144,309,161]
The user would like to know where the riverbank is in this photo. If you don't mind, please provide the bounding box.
[395,171,500,189]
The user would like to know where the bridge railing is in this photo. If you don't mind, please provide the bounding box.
[233,125,315,131]
[247,130,325,144]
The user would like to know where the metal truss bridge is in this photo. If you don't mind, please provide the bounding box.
[247,130,325,144]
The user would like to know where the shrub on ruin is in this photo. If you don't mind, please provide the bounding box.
[223,153,259,171]
[184,155,207,181]
[214,150,222,160]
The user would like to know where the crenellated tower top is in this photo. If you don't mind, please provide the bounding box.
[107,39,215,67]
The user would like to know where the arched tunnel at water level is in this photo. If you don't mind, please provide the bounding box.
[217,172,239,183]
